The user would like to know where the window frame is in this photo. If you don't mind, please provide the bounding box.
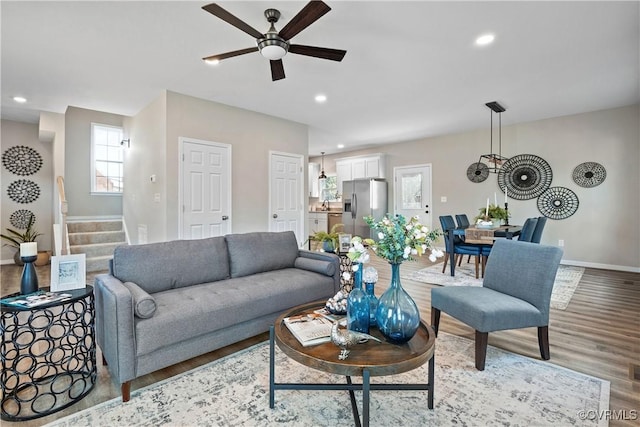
[90,123,124,195]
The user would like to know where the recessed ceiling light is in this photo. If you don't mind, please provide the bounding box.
[475,34,495,46]
[13,96,27,103]
[337,144,344,149]
[315,94,327,103]
[205,58,220,66]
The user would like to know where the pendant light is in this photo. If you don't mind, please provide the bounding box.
[318,151,327,181]
[477,101,509,173]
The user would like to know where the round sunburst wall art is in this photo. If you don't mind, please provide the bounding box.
[7,179,41,204]
[466,162,489,183]
[572,161,606,188]
[537,187,579,220]
[498,154,553,200]
[2,145,43,176]
[9,209,35,229]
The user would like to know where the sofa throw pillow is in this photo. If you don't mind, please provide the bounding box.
[123,281,157,319]
[294,257,336,277]
[226,231,299,278]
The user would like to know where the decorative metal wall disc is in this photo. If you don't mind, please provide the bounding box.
[7,179,40,204]
[9,209,35,229]
[537,187,579,220]
[2,145,43,176]
[498,154,553,200]
[572,162,606,188]
[466,162,489,183]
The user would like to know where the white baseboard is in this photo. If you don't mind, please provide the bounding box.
[66,215,123,222]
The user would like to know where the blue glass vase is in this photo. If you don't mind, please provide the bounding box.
[365,282,378,326]
[375,262,420,344]
[347,263,370,333]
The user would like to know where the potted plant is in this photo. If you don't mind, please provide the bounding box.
[1,215,45,266]
[308,223,344,253]
[474,204,509,224]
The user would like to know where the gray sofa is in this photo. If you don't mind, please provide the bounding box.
[94,231,339,401]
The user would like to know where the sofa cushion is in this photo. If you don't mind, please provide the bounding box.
[112,237,230,293]
[294,257,336,276]
[134,268,335,356]
[226,231,299,278]
[123,281,157,319]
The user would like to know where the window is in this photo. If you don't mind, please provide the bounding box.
[91,123,123,193]
[320,175,339,201]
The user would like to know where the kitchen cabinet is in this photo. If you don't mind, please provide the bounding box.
[308,212,328,234]
[335,154,386,192]
[308,162,320,197]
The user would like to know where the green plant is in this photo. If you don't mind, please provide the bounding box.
[1,215,43,250]
[308,223,344,251]
[475,204,509,222]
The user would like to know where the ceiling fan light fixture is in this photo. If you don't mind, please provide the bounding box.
[259,44,288,60]
[258,30,289,60]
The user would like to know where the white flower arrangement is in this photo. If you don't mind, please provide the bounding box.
[346,236,373,270]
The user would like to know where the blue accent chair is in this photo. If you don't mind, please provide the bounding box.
[439,215,483,278]
[431,239,563,370]
[531,216,548,244]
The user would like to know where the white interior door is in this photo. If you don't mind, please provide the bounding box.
[394,164,433,229]
[180,138,231,239]
[269,152,304,245]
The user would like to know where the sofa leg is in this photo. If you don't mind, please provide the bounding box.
[538,326,550,360]
[122,382,131,402]
[102,354,108,366]
[475,331,488,371]
[431,308,441,337]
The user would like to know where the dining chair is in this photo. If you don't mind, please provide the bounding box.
[517,217,538,242]
[455,214,470,229]
[530,216,547,244]
[431,239,563,370]
[439,215,483,278]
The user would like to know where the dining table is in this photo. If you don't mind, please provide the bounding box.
[446,225,522,276]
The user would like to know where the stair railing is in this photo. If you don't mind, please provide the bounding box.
[57,176,69,255]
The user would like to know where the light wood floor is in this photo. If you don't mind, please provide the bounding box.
[1,256,639,427]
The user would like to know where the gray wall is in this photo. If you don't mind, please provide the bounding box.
[124,91,309,244]
[64,106,124,217]
[1,120,53,261]
[313,105,640,271]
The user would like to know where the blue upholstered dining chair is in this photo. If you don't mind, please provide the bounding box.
[455,214,470,229]
[530,216,547,244]
[431,239,563,370]
[517,217,539,242]
[439,215,483,278]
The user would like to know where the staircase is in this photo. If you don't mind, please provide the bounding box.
[68,220,127,272]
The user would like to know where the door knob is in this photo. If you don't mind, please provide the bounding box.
[222,215,229,220]
[272,214,278,219]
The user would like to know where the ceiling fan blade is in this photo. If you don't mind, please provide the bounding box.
[270,59,286,81]
[202,3,264,39]
[288,45,346,62]
[278,1,331,41]
[202,47,258,62]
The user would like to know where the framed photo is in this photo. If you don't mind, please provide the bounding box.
[50,254,86,291]
[338,233,352,253]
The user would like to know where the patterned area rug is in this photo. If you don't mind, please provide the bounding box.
[403,264,585,310]
[46,333,608,427]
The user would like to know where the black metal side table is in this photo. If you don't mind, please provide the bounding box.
[1,286,96,421]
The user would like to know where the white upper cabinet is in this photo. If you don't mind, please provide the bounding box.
[308,162,320,197]
[335,154,386,193]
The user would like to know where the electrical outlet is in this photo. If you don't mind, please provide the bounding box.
[154,193,161,203]
[441,196,447,203]
[558,239,564,247]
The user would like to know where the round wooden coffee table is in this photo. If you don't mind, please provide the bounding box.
[269,301,436,427]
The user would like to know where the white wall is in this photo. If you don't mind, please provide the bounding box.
[313,105,640,271]
[1,120,54,261]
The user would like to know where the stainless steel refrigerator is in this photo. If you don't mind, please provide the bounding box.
[342,179,388,239]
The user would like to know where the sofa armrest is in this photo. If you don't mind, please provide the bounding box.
[298,250,341,294]
[94,273,137,384]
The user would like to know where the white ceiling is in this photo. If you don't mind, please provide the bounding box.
[2,1,638,156]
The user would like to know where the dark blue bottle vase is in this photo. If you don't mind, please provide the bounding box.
[347,263,370,333]
[375,263,420,344]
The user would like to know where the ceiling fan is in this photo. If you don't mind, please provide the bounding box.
[202,1,347,81]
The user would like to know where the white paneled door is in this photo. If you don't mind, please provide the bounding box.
[270,152,304,245]
[180,138,231,239]
[394,164,433,229]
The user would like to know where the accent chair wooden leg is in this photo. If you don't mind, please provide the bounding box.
[122,381,131,402]
[431,308,441,337]
[102,354,108,366]
[538,326,550,360]
[475,331,488,370]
